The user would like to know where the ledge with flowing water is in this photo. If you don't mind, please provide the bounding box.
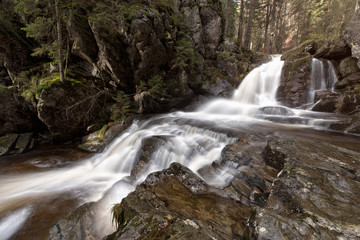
[1,55,360,240]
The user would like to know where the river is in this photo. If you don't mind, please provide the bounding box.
[1,55,359,239]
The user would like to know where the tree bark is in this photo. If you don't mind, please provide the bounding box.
[55,0,64,83]
[264,0,272,52]
[237,0,245,47]
[244,0,255,50]
[224,0,234,38]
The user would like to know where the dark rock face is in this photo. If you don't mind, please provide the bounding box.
[277,52,312,108]
[255,138,360,240]
[344,8,360,69]
[314,36,351,60]
[335,72,360,89]
[0,87,40,136]
[36,84,111,142]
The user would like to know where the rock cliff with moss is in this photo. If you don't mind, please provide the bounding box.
[276,7,360,134]
[0,0,260,152]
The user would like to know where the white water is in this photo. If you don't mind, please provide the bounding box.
[308,58,338,103]
[0,55,342,239]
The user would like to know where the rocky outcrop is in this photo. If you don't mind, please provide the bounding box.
[338,57,360,78]
[254,138,360,239]
[49,203,95,240]
[314,36,351,60]
[36,82,111,142]
[0,87,40,135]
[344,7,360,69]
[106,162,250,240]
[277,50,312,108]
[79,123,130,153]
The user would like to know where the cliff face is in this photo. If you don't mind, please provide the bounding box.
[0,0,256,144]
[276,7,360,134]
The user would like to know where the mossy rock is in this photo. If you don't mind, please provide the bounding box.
[0,134,19,156]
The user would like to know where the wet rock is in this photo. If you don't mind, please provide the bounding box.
[330,113,360,134]
[313,90,336,102]
[108,163,250,240]
[254,138,360,240]
[277,52,312,108]
[49,203,95,240]
[338,57,360,78]
[130,136,168,178]
[14,132,34,154]
[312,94,339,113]
[314,36,351,60]
[79,123,129,153]
[344,8,360,69]
[0,134,18,156]
[256,106,295,116]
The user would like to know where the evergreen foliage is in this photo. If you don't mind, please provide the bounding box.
[111,90,133,123]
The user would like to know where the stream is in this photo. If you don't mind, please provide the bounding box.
[1,55,359,240]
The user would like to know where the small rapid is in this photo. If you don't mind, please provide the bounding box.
[0,55,344,239]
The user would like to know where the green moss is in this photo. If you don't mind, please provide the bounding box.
[97,124,108,138]
[35,73,83,97]
[148,74,164,95]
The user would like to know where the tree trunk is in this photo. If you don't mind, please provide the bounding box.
[55,0,64,83]
[264,0,272,52]
[237,0,245,47]
[244,0,255,50]
[268,0,277,53]
[224,0,234,38]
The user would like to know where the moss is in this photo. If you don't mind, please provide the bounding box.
[35,73,83,97]
[97,124,108,138]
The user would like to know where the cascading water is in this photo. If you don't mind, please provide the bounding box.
[308,58,338,103]
[233,55,284,106]
[0,55,343,239]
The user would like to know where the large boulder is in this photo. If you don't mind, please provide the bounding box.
[344,8,360,69]
[106,163,251,240]
[36,81,111,142]
[314,36,351,60]
[0,87,40,135]
[277,52,312,107]
[338,57,360,78]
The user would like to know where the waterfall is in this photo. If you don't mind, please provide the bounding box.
[308,58,338,103]
[233,55,284,106]
[0,55,342,240]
